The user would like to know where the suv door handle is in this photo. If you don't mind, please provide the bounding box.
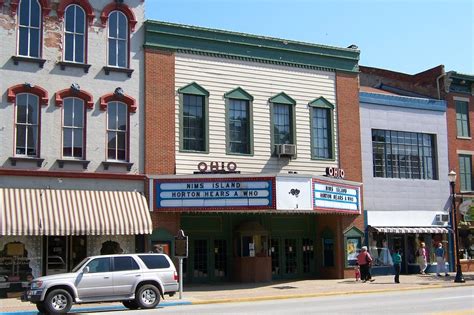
[104,276,110,279]
[135,274,141,277]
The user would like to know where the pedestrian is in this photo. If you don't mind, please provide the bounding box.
[354,263,361,281]
[417,242,428,274]
[435,242,449,277]
[392,248,402,283]
[357,246,375,282]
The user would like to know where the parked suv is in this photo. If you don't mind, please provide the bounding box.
[22,253,178,314]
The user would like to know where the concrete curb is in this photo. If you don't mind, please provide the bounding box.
[189,283,474,305]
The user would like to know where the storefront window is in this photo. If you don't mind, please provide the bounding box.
[0,237,41,298]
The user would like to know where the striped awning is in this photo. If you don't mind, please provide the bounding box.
[0,188,153,236]
[369,226,450,234]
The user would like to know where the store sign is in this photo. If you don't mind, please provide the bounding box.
[276,177,312,211]
[155,178,274,210]
[325,167,345,179]
[197,161,238,173]
[313,179,360,214]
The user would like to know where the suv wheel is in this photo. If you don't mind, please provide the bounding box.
[122,300,139,310]
[44,289,73,314]
[136,284,160,309]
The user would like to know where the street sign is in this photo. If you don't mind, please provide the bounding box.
[174,229,188,258]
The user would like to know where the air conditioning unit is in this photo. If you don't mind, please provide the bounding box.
[435,214,449,224]
[276,144,296,157]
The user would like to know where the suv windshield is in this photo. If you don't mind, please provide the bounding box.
[72,257,89,272]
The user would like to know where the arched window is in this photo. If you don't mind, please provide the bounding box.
[107,11,128,68]
[15,93,40,156]
[107,101,128,161]
[62,97,85,158]
[64,4,86,63]
[18,0,41,58]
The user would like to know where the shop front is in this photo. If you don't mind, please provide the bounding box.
[150,172,363,283]
[367,226,450,275]
[0,188,152,297]
[458,198,474,271]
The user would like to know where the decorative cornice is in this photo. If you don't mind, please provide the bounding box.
[57,0,95,26]
[55,87,94,109]
[101,2,137,31]
[7,84,49,105]
[0,168,145,180]
[145,20,360,73]
[100,91,137,113]
[10,0,51,16]
[359,91,446,112]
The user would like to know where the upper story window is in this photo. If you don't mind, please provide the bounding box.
[225,87,253,155]
[64,4,86,63]
[178,82,209,153]
[63,97,85,159]
[107,11,128,68]
[459,155,473,192]
[107,101,128,161]
[456,100,470,138]
[309,97,334,160]
[372,129,437,180]
[18,0,41,58]
[15,93,40,157]
[269,92,296,153]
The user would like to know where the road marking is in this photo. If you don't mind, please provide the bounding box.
[433,295,474,300]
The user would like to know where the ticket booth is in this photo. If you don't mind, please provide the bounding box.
[234,221,271,282]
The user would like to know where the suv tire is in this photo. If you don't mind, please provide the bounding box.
[35,302,46,313]
[44,289,73,314]
[136,284,160,309]
[122,300,140,310]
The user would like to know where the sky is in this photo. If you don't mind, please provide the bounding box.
[145,0,473,75]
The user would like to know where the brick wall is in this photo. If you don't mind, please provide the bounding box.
[144,49,176,175]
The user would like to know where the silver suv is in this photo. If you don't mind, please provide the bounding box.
[22,253,179,314]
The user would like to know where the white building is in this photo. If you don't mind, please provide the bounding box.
[0,0,150,296]
[360,86,450,274]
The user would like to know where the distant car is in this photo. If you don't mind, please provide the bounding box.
[22,253,179,314]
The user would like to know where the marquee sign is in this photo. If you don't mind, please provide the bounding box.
[313,179,360,214]
[155,177,275,210]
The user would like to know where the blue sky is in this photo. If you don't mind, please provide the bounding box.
[145,0,473,75]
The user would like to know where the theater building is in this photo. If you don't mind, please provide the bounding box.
[144,21,364,282]
[0,0,150,297]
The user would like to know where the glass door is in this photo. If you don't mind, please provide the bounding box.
[302,238,314,274]
[270,238,280,278]
[46,236,67,275]
[69,236,87,271]
[193,239,208,282]
[213,240,227,280]
[284,239,297,276]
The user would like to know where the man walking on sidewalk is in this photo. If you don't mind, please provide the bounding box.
[392,248,402,283]
[435,242,449,277]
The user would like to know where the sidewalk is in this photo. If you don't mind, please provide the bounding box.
[1,272,473,314]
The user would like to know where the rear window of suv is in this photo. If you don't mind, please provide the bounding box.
[138,255,171,269]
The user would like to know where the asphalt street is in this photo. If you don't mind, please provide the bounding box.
[66,286,474,315]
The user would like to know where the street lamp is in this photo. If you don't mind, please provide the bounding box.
[448,170,465,283]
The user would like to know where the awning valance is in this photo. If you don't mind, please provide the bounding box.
[0,188,152,236]
[369,226,450,234]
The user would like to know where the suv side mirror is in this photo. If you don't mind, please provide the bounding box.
[83,266,90,274]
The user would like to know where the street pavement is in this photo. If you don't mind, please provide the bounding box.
[1,272,473,314]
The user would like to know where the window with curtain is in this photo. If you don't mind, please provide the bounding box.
[372,129,437,180]
[64,4,85,63]
[18,0,41,58]
[228,99,250,154]
[273,103,293,145]
[63,97,84,158]
[311,107,332,159]
[15,93,40,156]
[107,11,128,68]
[456,100,470,137]
[459,155,473,192]
[183,94,205,151]
[107,101,128,161]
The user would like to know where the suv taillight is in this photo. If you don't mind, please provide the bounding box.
[174,271,178,282]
